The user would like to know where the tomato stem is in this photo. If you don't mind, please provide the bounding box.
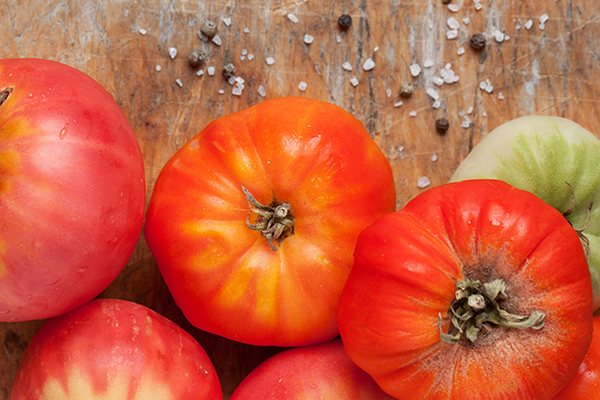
[242,186,295,251]
[563,181,593,260]
[438,278,545,344]
[0,87,13,107]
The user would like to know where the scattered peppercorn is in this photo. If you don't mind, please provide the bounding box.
[435,118,450,134]
[469,33,486,50]
[222,63,236,79]
[201,20,218,38]
[400,82,414,98]
[338,14,352,30]
[188,49,206,67]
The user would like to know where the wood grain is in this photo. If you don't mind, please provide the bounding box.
[2,0,600,398]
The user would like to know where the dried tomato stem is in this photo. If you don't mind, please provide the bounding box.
[438,278,545,344]
[242,186,295,252]
[0,87,13,107]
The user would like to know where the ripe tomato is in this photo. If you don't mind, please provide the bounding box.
[449,116,600,311]
[338,179,593,400]
[0,58,146,321]
[230,339,396,399]
[144,96,396,347]
[10,299,222,400]
[552,315,600,399]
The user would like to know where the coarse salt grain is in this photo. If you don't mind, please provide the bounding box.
[232,87,243,96]
[243,27,250,34]
[298,81,308,91]
[242,49,248,55]
[287,13,299,23]
[494,30,505,42]
[212,35,222,46]
[446,30,458,40]
[433,76,444,86]
[240,56,246,61]
[409,110,417,117]
[461,117,472,128]
[342,61,353,71]
[475,3,483,10]
[394,101,403,107]
[139,28,147,35]
[498,92,504,99]
[196,69,204,76]
[350,77,359,86]
[418,177,431,188]
[398,145,404,152]
[457,47,465,55]
[423,59,434,68]
[409,63,421,77]
[175,79,183,87]
[432,100,441,109]
[431,154,438,162]
[155,65,162,72]
[218,89,225,94]
[426,87,440,100]
[363,58,376,71]
[258,85,266,97]
[447,17,460,30]
[448,4,459,12]
[222,17,232,26]
[168,47,177,59]
[525,19,533,29]
[247,54,254,61]
[374,46,379,52]
[463,17,470,25]
[207,66,216,76]
[540,14,549,24]
[266,57,275,65]
[336,35,342,43]
[539,23,546,31]
[304,34,314,44]
[386,89,392,97]
[467,106,474,114]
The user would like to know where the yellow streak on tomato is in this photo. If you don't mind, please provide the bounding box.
[0,238,6,278]
[39,368,176,400]
[0,148,19,194]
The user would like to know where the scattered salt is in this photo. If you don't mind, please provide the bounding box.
[539,14,549,24]
[374,46,379,52]
[258,85,266,97]
[207,66,216,76]
[448,4,459,12]
[447,17,460,30]
[494,30,505,42]
[461,117,472,128]
[446,30,459,40]
[240,56,246,61]
[483,111,487,116]
[242,49,248,55]
[363,58,376,71]
[298,81,308,91]
[168,47,177,59]
[232,87,243,96]
[212,35,222,46]
[433,76,444,86]
[155,65,161,72]
[394,101,403,107]
[423,60,434,68]
[498,92,504,99]
[266,57,275,65]
[222,17,232,26]
[504,35,510,41]
[198,31,208,42]
[467,106,474,114]
[243,28,250,34]
[457,47,465,55]
[479,79,493,93]
[409,63,421,77]
[350,77,359,86]
[386,89,392,98]
[463,17,470,25]
[539,23,546,31]
[409,110,417,117]
[342,61,353,71]
[175,79,183,87]
[287,13,299,23]
[398,145,404,152]
[196,69,204,76]
[139,28,147,35]
[431,154,438,162]
[427,19,434,30]
[218,89,225,94]
[525,19,533,29]
[418,177,431,188]
[304,34,314,44]
[432,100,441,109]
[336,35,342,43]
[475,3,483,10]
[426,88,440,100]
[247,54,255,61]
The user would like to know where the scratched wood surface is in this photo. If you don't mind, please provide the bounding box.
[2,0,600,398]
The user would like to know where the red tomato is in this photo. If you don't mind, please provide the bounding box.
[10,298,222,400]
[552,315,600,399]
[230,339,396,399]
[144,96,396,347]
[0,58,145,322]
[337,179,594,400]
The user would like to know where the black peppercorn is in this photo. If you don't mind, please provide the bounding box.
[188,49,206,67]
[469,33,486,50]
[435,118,450,134]
[338,14,352,30]
[400,82,414,98]
[222,63,236,79]
[201,20,218,38]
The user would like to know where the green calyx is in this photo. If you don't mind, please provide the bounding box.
[438,278,545,344]
[242,186,295,252]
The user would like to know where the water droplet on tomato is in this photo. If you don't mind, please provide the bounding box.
[0,309,10,314]
[108,236,119,244]
[491,219,501,226]
[76,267,87,273]
[59,123,69,140]
[27,294,33,299]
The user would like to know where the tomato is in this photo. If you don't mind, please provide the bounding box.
[449,116,600,311]
[230,338,395,399]
[144,96,396,347]
[337,179,593,400]
[10,298,222,400]
[0,58,146,322]
[552,315,600,399]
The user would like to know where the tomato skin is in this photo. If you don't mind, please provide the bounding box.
[10,299,222,400]
[449,116,600,311]
[552,316,600,399]
[0,58,146,321]
[338,179,593,400]
[144,96,396,347]
[230,339,396,400]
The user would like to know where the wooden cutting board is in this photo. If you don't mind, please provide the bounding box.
[2,0,600,398]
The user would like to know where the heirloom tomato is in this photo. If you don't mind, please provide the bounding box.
[449,116,600,311]
[10,299,222,400]
[338,179,593,400]
[0,58,145,321]
[145,96,396,347]
[552,315,600,399]
[230,339,395,400]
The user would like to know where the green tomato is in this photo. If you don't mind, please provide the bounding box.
[449,115,600,311]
